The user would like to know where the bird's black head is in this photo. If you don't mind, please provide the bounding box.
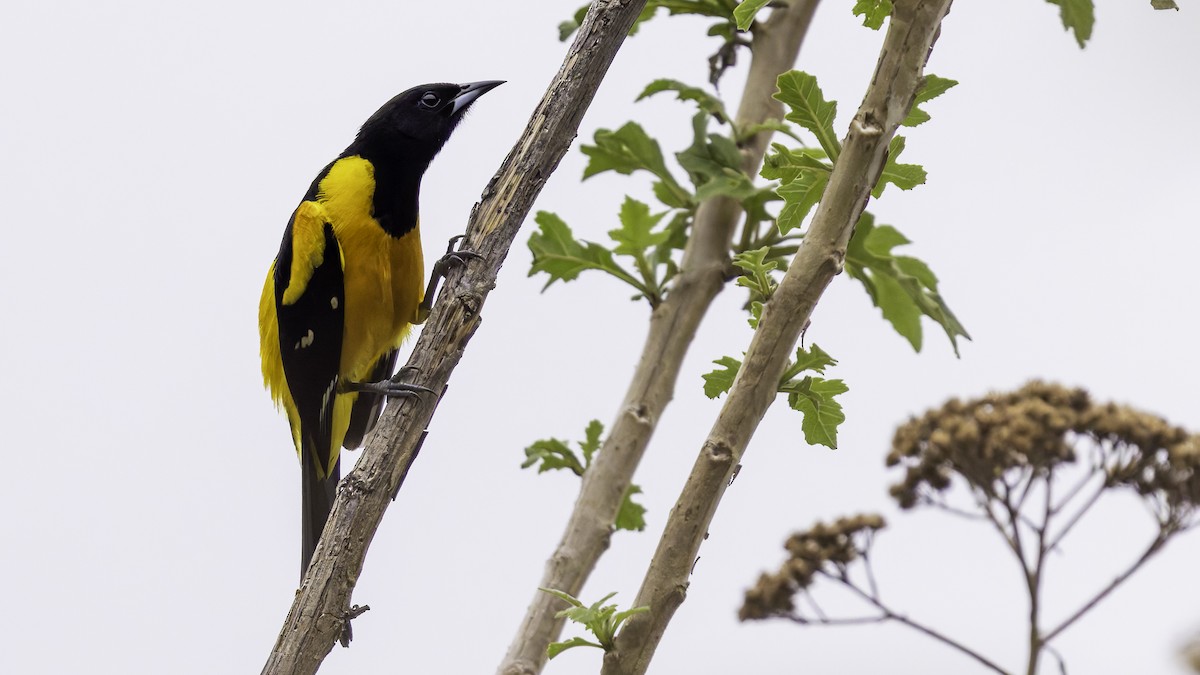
[349,80,504,167]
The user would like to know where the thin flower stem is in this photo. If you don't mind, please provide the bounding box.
[1045,480,1106,554]
[785,613,889,627]
[1041,534,1168,643]
[1050,463,1101,517]
[861,549,880,601]
[826,574,1011,675]
[924,495,990,521]
[1013,468,1036,514]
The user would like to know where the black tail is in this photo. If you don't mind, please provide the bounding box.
[300,443,340,579]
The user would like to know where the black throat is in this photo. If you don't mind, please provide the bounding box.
[364,150,425,239]
[342,133,433,239]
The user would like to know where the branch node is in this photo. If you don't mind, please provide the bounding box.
[703,440,735,465]
[853,113,883,136]
[627,404,654,426]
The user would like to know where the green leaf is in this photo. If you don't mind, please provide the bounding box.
[677,113,757,201]
[611,197,670,256]
[760,143,830,181]
[747,300,764,329]
[732,247,780,301]
[779,343,837,383]
[653,211,691,273]
[852,0,893,29]
[733,0,772,30]
[612,604,652,627]
[547,637,603,660]
[540,589,648,654]
[873,136,927,197]
[616,484,648,531]
[871,270,923,349]
[775,71,841,161]
[528,211,645,293]
[739,118,805,144]
[652,179,694,209]
[557,5,590,41]
[610,197,672,302]
[760,144,833,233]
[580,419,603,468]
[653,0,736,19]
[638,78,730,123]
[783,377,849,448]
[902,74,958,127]
[1151,0,1179,9]
[703,356,742,398]
[522,438,586,476]
[582,122,683,195]
[558,2,665,41]
[1045,0,1095,48]
[845,213,970,354]
[776,169,830,234]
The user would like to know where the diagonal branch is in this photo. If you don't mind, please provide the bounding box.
[1040,533,1169,644]
[496,4,820,674]
[825,574,1010,675]
[260,1,651,672]
[603,2,956,673]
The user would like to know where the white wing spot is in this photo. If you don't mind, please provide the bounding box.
[331,296,339,310]
[294,329,315,350]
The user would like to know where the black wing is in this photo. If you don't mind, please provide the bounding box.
[273,212,346,574]
[274,216,345,474]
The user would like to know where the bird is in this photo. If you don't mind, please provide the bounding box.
[258,80,503,577]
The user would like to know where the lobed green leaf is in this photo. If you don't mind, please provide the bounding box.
[547,637,603,659]
[638,78,730,123]
[779,343,837,383]
[873,136,927,198]
[1045,0,1095,48]
[703,356,742,398]
[783,377,849,448]
[902,74,958,127]
[678,113,757,201]
[527,211,645,292]
[774,71,841,160]
[845,213,970,354]
[733,0,772,30]
[616,485,648,532]
[522,438,586,476]
[580,419,604,468]
[852,0,893,29]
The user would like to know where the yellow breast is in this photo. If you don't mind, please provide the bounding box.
[317,156,424,382]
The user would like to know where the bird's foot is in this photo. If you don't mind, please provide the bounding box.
[430,234,483,278]
[340,373,433,399]
[416,235,483,324]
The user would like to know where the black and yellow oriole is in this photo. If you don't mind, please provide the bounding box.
[259,80,502,575]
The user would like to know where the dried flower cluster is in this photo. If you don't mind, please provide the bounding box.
[740,514,885,621]
[887,381,1200,525]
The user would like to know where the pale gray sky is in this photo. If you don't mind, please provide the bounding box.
[2,1,1198,674]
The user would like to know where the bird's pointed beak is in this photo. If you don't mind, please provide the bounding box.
[450,80,505,115]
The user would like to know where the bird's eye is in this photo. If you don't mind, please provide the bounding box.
[419,92,441,109]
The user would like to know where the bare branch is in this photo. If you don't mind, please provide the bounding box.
[260,2,652,672]
[603,2,956,673]
[496,4,821,674]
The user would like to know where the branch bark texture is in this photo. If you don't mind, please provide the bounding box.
[496,4,819,674]
[603,2,955,673]
[260,1,651,672]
